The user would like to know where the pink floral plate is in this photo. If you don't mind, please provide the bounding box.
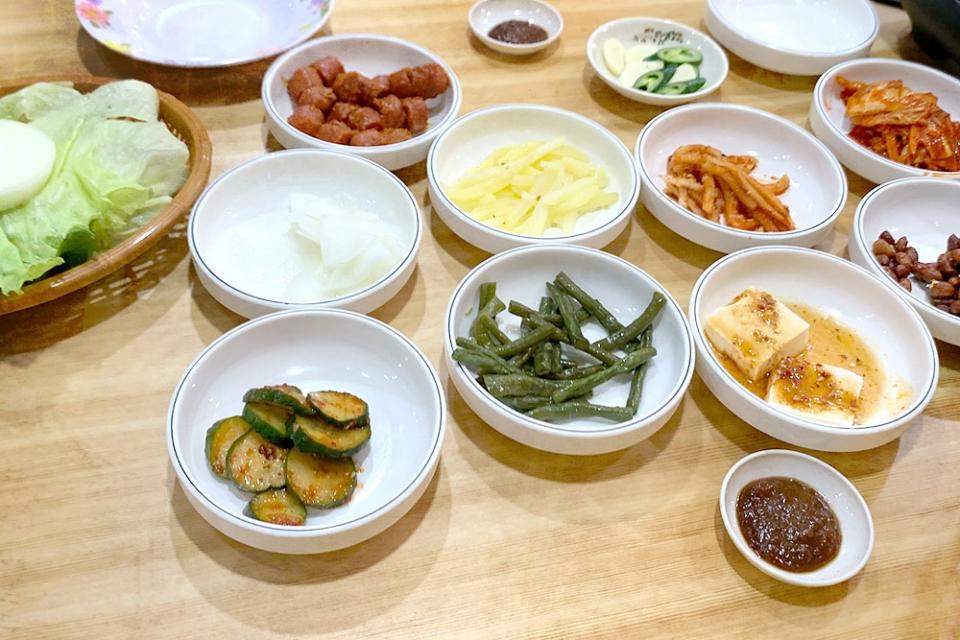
[75,0,335,68]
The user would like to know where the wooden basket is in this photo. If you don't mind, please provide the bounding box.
[0,75,213,315]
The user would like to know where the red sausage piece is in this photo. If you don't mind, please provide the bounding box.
[287,105,325,136]
[310,56,345,85]
[401,97,429,134]
[314,120,356,145]
[287,66,324,102]
[348,106,383,131]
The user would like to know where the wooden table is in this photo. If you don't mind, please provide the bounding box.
[1,2,958,638]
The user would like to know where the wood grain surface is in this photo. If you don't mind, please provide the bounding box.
[1,2,958,639]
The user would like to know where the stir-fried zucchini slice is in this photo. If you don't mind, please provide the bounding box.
[291,414,371,458]
[226,430,288,492]
[205,416,251,477]
[307,390,370,427]
[242,402,293,445]
[242,384,314,416]
[247,488,307,526]
[285,448,357,508]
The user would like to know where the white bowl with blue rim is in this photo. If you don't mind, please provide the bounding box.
[468,0,564,56]
[427,104,640,254]
[443,244,695,455]
[167,308,446,554]
[188,149,421,319]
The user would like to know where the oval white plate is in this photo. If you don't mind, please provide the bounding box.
[689,246,938,452]
[188,149,421,319]
[469,0,563,56]
[444,244,695,455]
[850,177,960,346]
[75,0,334,67]
[705,0,877,75]
[720,449,874,587]
[586,17,728,107]
[263,34,462,171]
[810,58,960,185]
[428,104,640,254]
[167,309,446,554]
[636,103,846,254]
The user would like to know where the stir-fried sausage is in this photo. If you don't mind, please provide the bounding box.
[329,101,360,122]
[311,56,345,85]
[297,85,337,113]
[287,67,324,102]
[332,72,369,103]
[401,97,429,134]
[314,120,356,145]
[348,106,383,131]
[389,63,449,99]
[350,128,413,146]
[374,95,405,128]
[287,105,326,136]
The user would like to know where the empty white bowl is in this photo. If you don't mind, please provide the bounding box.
[586,17,728,107]
[635,103,847,254]
[469,0,563,56]
[705,0,878,76]
[850,177,960,346]
[810,58,960,185]
[690,246,939,452]
[427,104,640,254]
[262,34,462,171]
[167,308,446,554]
[444,244,695,455]
[720,449,874,587]
[188,149,421,319]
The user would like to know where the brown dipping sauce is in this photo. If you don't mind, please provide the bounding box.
[488,20,549,45]
[736,477,841,573]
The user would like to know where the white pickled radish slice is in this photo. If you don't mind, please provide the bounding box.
[0,120,56,211]
[602,38,626,75]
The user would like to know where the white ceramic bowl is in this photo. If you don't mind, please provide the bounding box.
[468,0,563,56]
[705,0,878,76]
[586,17,728,107]
[262,34,463,171]
[720,449,874,587]
[850,177,960,346]
[428,104,640,254]
[635,103,847,254]
[167,309,446,554]
[444,244,695,455]
[76,0,334,67]
[690,246,939,452]
[810,58,960,185]
[188,149,421,319]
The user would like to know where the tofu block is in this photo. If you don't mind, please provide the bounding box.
[704,288,809,381]
[767,358,864,427]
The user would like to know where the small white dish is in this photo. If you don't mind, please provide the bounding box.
[75,0,334,67]
[690,246,939,452]
[850,177,960,346]
[188,149,421,319]
[469,0,563,56]
[586,17,728,107]
[810,58,960,185]
[167,308,446,554]
[635,103,846,254]
[262,34,462,171]
[444,244,695,455]
[704,0,878,76]
[719,449,874,587]
[427,104,639,254]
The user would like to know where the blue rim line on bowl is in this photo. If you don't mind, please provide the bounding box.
[188,149,422,308]
[167,308,446,533]
[813,59,960,178]
[706,0,878,59]
[444,244,695,435]
[428,104,640,243]
[262,33,463,154]
[854,177,960,325]
[690,246,939,435]
[635,103,847,241]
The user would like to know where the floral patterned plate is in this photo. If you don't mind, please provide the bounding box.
[75,0,335,67]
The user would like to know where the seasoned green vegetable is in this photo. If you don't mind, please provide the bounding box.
[657,78,706,95]
[307,390,369,428]
[653,46,702,65]
[592,292,666,351]
[242,384,313,415]
[226,430,288,493]
[205,416,251,478]
[528,402,635,422]
[248,488,307,526]
[242,402,293,446]
[551,346,656,403]
[290,414,371,458]
[285,448,357,509]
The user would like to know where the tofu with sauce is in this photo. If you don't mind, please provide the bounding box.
[767,357,864,427]
[705,288,809,381]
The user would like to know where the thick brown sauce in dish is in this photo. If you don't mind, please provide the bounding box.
[712,302,886,424]
[488,20,549,45]
[736,477,842,573]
